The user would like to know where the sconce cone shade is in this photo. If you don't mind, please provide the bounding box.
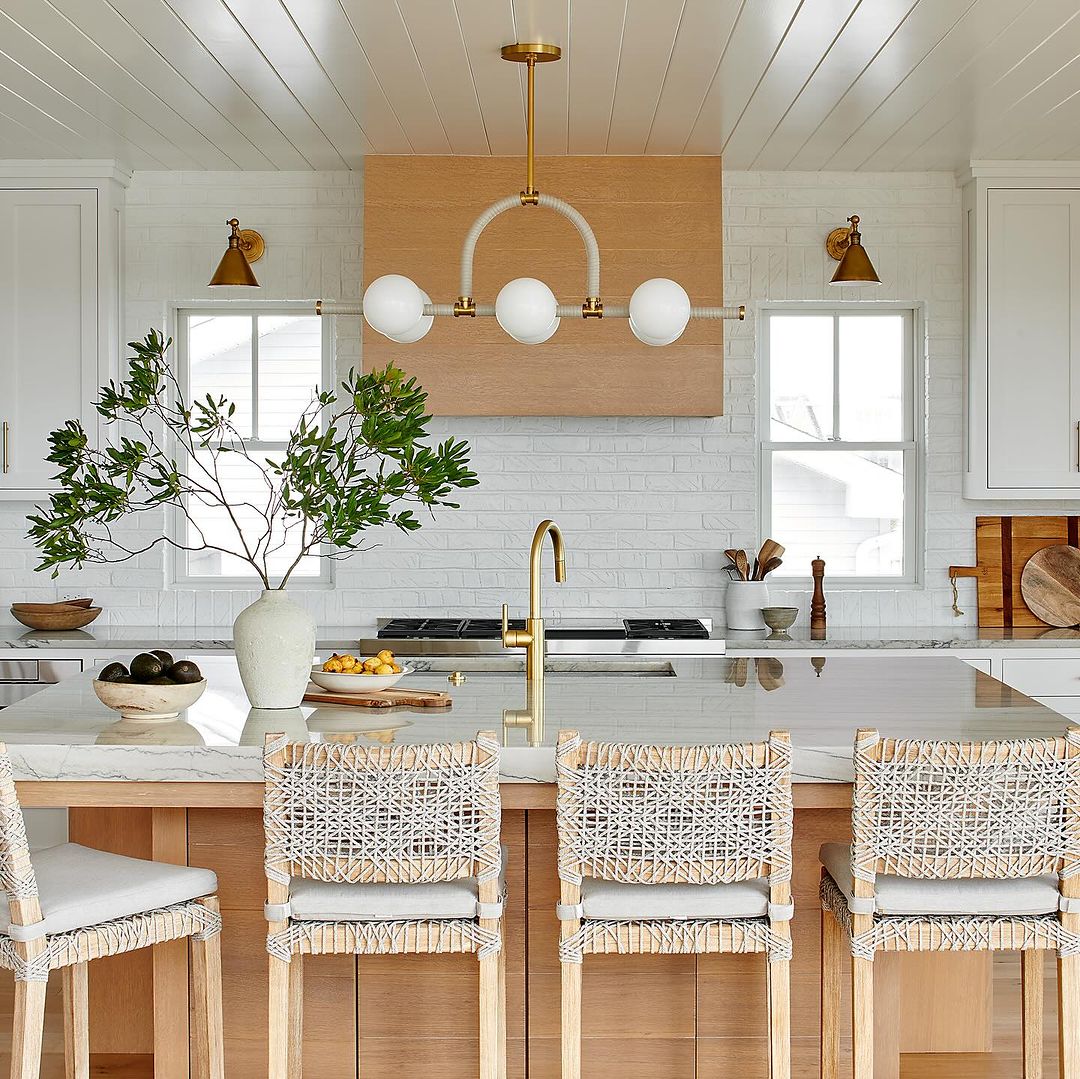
[208,219,260,287]
[829,216,880,285]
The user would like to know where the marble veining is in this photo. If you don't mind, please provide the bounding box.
[0,655,1072,786]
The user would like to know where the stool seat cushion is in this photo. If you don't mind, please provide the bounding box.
[0,843,218,938]
[819,843,1060,917]
[289,847,509,923]
[580,876,770,920]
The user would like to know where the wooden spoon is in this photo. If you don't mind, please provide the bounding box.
[758,557,783,579]
[734,550,750,581]
[754,540,785,577]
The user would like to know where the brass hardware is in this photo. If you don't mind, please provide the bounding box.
[500,520,566,699]
[501,43,561,206]
[447,671,467,686]
[315,299,322,316]
[208,218,263,287]
[453,296,477,317]
[1,421,8,475]
[581,296,604,319]
[826,214,880,285]
[738,304,746,320]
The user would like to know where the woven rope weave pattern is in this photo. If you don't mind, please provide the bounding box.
[820,872,1080,962]
[267,917,501,962]
[556,733,793,887]
[0,749,36,903]
[0,900,221,982]
[264,733,501,887]
[852,734,1080,884]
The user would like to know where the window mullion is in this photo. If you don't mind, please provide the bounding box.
[832,314,841,440]
[251,314,259,442]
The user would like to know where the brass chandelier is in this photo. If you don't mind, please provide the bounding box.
[322,43,744,346]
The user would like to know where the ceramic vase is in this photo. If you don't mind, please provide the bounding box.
[232,590,316,708]
[725,580,770,632]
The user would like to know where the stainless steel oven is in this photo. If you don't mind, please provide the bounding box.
[0,659,83,707]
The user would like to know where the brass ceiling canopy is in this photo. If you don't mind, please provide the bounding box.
[826,214,881,285]
[208,218,263,287]
[331,41,746,345]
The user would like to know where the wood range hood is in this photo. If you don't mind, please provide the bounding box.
[361,155,725,417]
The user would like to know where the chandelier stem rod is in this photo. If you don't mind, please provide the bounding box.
[526,56,536,199]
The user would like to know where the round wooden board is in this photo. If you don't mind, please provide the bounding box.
[1020,544,1080,627]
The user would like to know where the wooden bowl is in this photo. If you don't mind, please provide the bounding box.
[10,605,102,631]
[92,678,207,721]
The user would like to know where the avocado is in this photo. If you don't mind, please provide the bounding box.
[129,652,165,682]
[146,676,176,685]
[98,661,130,683]
[150,649,174,668]
[167,660,203,684]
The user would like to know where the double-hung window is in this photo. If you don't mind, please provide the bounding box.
[171,305,332,586]
[759,305,920,583]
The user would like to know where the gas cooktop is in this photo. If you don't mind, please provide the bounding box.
[377,617,711,641]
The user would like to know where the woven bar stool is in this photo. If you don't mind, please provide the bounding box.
[262,731,506,1079]
[0,743,223,1079]
[555,728,794,1079]
[820,727,1080,1079]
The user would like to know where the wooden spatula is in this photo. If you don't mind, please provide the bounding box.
[754,540,785,579]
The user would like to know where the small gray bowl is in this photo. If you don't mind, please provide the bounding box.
[761,606,799,633]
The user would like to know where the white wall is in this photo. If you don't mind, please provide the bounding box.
[0,167,1059,629]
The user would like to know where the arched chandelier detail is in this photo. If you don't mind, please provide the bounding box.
[320,42,744,346]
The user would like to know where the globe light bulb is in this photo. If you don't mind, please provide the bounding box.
[495,277,560,345]
[388,290,434,343]
[362,274,426,340]
[629,278,691,346]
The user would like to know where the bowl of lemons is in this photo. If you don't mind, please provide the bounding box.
[309,650,411,693]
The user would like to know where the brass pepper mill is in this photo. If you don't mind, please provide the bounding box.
[810,555,827,641]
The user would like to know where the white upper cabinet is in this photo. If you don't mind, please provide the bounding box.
[0,166,126,499]
[963,166,1080,498]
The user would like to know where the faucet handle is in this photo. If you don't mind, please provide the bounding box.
[501,603,532,648]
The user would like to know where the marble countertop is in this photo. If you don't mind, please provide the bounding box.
[0,654,1071,786]
[3,623,1080,651]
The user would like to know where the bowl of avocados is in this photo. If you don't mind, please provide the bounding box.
[92,650,206,720]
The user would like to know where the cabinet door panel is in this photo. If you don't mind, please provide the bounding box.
[987,188,1080,489]
[0,188,97,492]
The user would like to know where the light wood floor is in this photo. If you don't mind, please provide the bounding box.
[0,949,1060,1078]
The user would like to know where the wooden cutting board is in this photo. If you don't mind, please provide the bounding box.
[949,515,1080,627]
[1020,545,1080,627]
[302,685,452,709]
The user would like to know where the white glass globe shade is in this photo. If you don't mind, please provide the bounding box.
[629,278,691,346]
[495,277,560,345]
[362,274,425,339]
[388,290,434,343]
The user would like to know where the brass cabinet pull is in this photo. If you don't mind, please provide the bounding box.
[1,421,7,475]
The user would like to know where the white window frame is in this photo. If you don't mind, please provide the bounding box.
[167,301,335,589]
[757,301,924,588]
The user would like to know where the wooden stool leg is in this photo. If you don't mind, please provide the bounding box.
[268,955,293,1079]
[191,900,225,1079]
[852,955,875,1079]
[479,952,500,1079]
[496,941,507,1079]
[561,960,582,1079]
[62,964,89,1079]
[821,907,843,1079]
[10,979,47,1079]
[767,955,791,1079]
[288,955,303,1079]
[1022,950,1044,1079]
[1060,952,1079,1079]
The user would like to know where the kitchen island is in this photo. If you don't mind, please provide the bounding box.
[0,655,1071,1079]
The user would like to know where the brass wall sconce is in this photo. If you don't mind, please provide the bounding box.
[825,214,880,285]
[208,218,264,287]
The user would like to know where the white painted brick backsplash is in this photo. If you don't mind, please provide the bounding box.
[0,168,1009,629]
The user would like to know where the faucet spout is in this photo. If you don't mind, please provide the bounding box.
[529,519,566,617]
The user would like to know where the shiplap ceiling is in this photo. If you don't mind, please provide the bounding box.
[2,0,1080,171]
